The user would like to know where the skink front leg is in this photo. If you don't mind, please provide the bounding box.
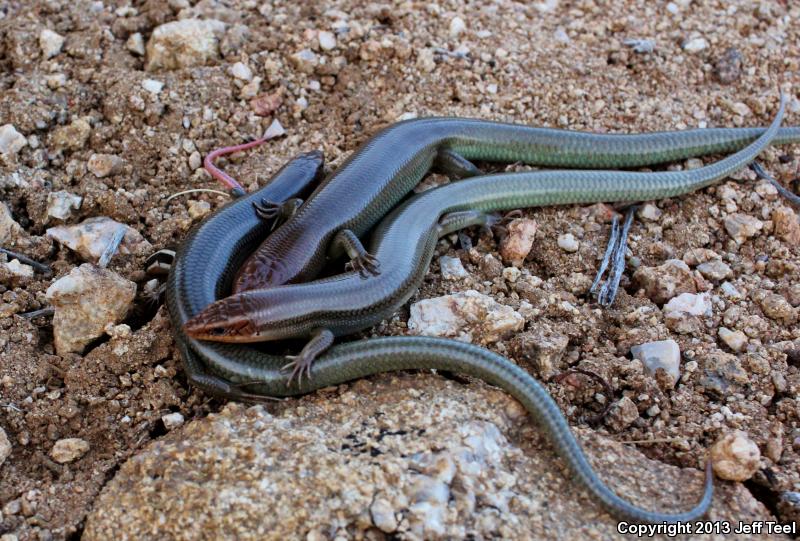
[332,229,381,277]
[282,328,335,386]
[434,148,482,179]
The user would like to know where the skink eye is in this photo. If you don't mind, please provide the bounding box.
[210,327,226,336]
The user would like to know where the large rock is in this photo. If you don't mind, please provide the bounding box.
[145,19,227,71]
[83,375,776,540]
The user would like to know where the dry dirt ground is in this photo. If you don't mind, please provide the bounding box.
[0,0,799,539]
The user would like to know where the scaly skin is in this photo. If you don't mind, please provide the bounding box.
[232,116,800,293]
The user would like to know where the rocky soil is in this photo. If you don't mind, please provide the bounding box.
[1,0,799,539]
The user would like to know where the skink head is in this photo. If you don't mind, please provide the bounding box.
[183,295,262,343]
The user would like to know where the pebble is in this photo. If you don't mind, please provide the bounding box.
[317,30,336,51]
[720,281,743,300]
[632,259,696,305]
[664,292,712,334]
[45,264,137,354]
[718,327,747,352]
[161,413,185,431]
[187,200,211,220]
[45,191,82,221]
[630,339,681,386]
[724,213,763,244]
[714,47,743,84]
[52,117,92,151]
[682,248,720,266]
[696,259,732,281]
[514,326,569,379]
[557,233,579,253]
[250,91,283,116]
[710,431,760,481]
[0,202,21,243]
[0,124,27,157]
[188,151,202,170]
[50,438,90,464]
[449,16,466,38]
[498,218,537,267]
[699,351,748,396]
[0,427,10,467]
[369,498,398,533]
[39,28,65,58]
[47,217,152,263]
[289,49,319,74]
[605,396,639,432]
[682,37,708,53]
[772,206,800,244]
[141,79,164,94]
[408,290,523,344]
[87,153,124,178]
[438,255,468,279]
[229,62,252,81]
[145,19,227,71]
[502,266,521,283]
[637,203,662,221]
[754,291,797,325]
[126,33,145,56]
[1,258,34,282]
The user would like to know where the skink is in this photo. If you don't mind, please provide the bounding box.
[167,156,717,526]
[184,95,787,386]
[232,117,800,293]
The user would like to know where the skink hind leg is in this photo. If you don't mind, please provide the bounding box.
[437,210,501,237]
[253,197,304,230]
[333,229,381,278]
[434,148,482,179]
[282,328,335,387]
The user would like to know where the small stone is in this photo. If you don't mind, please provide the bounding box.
[87,153,124,178]
[50,438,90,464]
[262,119,285,139]
[370,498,398,533]
[289,49,318,74]
[699,350,748,396]
[161,413,185,431]
[786,284,800,307]
[145,19,227,71]
[755,291,797,325]
[408,290,523,344]
[438,256,468,279]
[720,281,742,300]
[317,31,336,51]
[0,203,21,244]
[1,259,34,282]
[718,327,747,352]
[637,203,662,221]
[0,124,27,157]
[630,339,681,386]
[46,191,82,221]
[46,73,67,89]
[682,248,720,266]
[250,91,283,117]
[557,233,579,253]
[502,266,521,283]
[47,217,152,263]
[633,259,696,305]
[710,431,760,481]
[188,151,202,170]
[229,61,252,81]
[0,427,11,467]
[664,292,712,334]
[682,37,708,53]
[605,396,639,432]
[52,117,92,151]
[187,200,211,220]
[416,48,436,73]
[46,264,137,354]
[478,253,503,278]
[141,79,164,94]
[772,206,800,244]
[499,218,537,267]
[696,260,732,281]
[449,16,466,38]
[513,326,569,379]
[685,158,704,170]
[126,33,146,56]
[724,213,763,244]
[714,47,743,84]
[39,28,65,58]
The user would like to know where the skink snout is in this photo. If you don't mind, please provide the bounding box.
[183,297,259,342]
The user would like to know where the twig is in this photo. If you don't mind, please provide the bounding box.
[0,247,52,275]
[19,307,55,319]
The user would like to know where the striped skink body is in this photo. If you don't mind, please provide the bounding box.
[232,117,800,293]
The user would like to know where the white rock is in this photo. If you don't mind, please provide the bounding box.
[46,264,137,354]
[317,30,336,51]
[370,498,398,533]
[145,19,227,71]
[664,292,712,317]
[720,281,742,300]
[0,427,10,467]
[188,200,211,220]
[718,327,747,352]
[408,290,523,344]
[46,73,67,89]
[46,217,152,264]
[229,62,252,81]
[141,79,164,94]
[46,191,82,221]
[724,213,763,244]
[289,49,318,74]
[188,151,202,170]
[87,153,124,178]
[499,218,537,267]
[0,202,21,244]
[126,32,146,56]
[162,412,185,430]
[262,119,285,139]
[439,256,468,279]
[50,438,90,464]
[502,266,521,283]
[1,258,33,280]
[696,259,732,281]
[637,203,662,221]
[449,16,466,38]
[682,37,708,53]
[630,339,681,386]
[557,233,579,252]
[0,125,27,157]
[710,431,760,481]
[39,29,65,58]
